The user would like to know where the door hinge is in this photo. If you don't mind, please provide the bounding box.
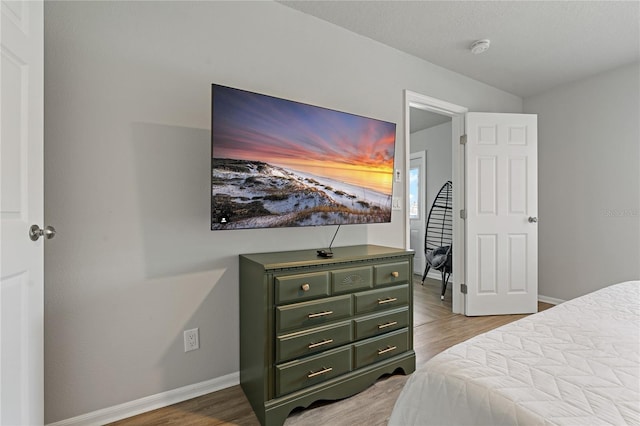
[460,134,467,145]
[460,209,467,219]
[460,283,468,294]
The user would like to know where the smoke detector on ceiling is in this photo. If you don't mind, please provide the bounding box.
[470,39,491,55]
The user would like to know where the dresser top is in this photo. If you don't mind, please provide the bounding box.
[240,244,414,270]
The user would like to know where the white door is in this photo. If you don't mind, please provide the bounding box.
[465,113,538,316]
[1,0,45,423]
[409,152,426,275]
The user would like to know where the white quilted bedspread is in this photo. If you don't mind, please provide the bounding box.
[389,281,640,426]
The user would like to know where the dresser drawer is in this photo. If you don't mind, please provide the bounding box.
[276,321,352,363]
[331,266,372,294]
[354,328,409,369]
[276,295,352,333]
[374,261,410,286]
[275,271,330,304]
[354,284,409,314]
[275,346,352,397]
[353,307,408,340]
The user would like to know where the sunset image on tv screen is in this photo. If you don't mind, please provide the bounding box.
[211,84,396,230]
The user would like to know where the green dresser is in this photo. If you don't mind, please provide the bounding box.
[239,245,415,426]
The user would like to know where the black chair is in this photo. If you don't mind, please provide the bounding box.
[421,181,453,300]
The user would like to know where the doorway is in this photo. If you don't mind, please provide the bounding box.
[404,91,467,314]
[409,151,426,275]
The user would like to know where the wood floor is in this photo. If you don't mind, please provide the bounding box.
[109,277,553,426]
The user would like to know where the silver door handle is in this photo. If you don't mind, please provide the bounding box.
[29,225,56,241]
[528,217,538,223]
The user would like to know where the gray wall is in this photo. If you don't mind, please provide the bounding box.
[410,121,453,216]
[524,62,640,301]
[43,1,522,422]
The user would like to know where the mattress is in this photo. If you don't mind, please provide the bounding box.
[389,281,640,426]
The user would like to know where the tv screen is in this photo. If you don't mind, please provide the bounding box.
[211,84,397,230]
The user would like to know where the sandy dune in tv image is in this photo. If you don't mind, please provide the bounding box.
[211,85,396,230]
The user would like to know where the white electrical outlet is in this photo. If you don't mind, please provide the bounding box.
[184,328,199,352]
[392,197,402,210]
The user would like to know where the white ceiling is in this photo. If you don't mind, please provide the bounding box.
[280,0,640,99]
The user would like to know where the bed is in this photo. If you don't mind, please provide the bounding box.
[389,280,640,425]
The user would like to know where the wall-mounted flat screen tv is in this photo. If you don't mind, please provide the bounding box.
[211,84,397,230]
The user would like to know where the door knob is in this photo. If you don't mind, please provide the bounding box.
[528,217,538,223]
[29,224,56,241]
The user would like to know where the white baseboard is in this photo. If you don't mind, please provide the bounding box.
[46,291,563,426]
[418,274,565,306]
[538,294,565,305]
[425,270,440,281]
[47,371,239,426]
[415,270,451,282]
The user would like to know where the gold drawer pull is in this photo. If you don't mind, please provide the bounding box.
[301,283,310,291]
[377,297,397,305]
[308,339,334,349]
[390,271,399,278]
[307,366,333,378]
[377,345,397,355]
[378,321,398,329]
[308,310,333,319]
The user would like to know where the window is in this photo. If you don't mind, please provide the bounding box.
[409,166,420,219]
